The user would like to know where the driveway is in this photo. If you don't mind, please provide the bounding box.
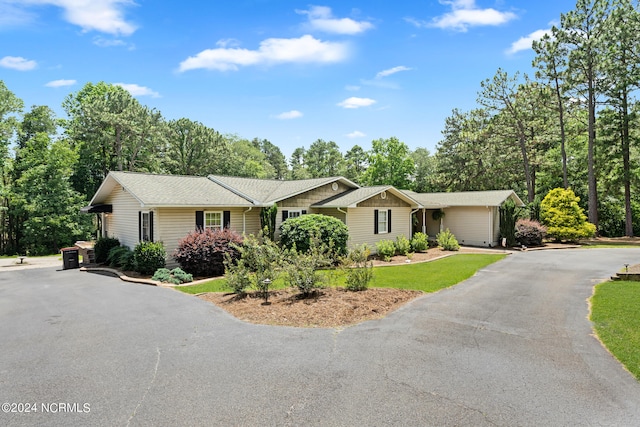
[1,249,639,426]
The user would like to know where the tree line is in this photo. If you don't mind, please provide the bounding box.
[434,0,640,237]
[1,0,638,255]
[0,80,427,255]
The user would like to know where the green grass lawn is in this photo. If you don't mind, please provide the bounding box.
[591,281,640,380]
[176,253,506,295]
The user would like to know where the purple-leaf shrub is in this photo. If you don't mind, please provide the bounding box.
[515,219,547,246]
[173,228,243,277]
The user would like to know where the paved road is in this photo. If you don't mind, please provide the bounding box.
[1,249,639,426]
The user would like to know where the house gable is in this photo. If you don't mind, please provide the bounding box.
[279,181,353,208]
[357,191,410,208]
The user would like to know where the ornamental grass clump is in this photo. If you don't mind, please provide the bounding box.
[107,245,134,270]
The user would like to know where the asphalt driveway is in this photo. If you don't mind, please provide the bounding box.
[1,249,639,426]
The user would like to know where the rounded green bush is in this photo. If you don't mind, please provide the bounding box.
[279,214,349,259]
[540,188,596,242]
[410,232,429,252]
[133,241,166,275]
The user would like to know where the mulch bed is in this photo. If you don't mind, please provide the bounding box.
[198,287,423,328]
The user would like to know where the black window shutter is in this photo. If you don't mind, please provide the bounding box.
[374,209,379,234]
[302,210,307,215]
[195,211,204,230]
[282,210,289,222]
[387,209,392,233]
[223,211,231,229]
[138,211,142,241]
[149,212,154,241]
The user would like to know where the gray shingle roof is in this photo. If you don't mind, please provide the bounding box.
[313,186,420,208]
[402,190,524,208]
[92,171,254,207]
[208,175,358,205]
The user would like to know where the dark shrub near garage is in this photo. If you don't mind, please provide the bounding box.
[94,237,120,264]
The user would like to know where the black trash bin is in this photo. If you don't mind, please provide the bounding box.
[61,247,80,270]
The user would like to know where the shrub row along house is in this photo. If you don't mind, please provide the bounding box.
[82,172,524,265]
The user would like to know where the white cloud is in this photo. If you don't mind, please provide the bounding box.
[45,79,77,87]
[376,66,412,79]
[345,85,360,91]
[0,56,37,71]
[0,2,35,27]
[273,110,303,120]
[337,97,376,109]
[296,5,374,35]
[408,0,517,32]
[114,83,160,98]
[179,35,349,72]
[93,36,134,49]
[346,131,366,138]
[506,29,552,54]
[9,0,137,36]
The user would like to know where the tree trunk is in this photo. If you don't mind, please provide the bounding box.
[622,91,633,236]
[554,71,569,189]
[587,72,599,229]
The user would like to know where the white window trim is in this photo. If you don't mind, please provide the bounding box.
[378,210,388,234]
[204,211,223,231]
[141,211,152,242]
[287,210,303,219]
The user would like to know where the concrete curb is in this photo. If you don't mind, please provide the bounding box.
[80,266,222,288]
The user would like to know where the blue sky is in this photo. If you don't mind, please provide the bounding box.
[1,0,577,158]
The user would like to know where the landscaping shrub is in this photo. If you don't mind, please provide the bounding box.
[499,199,519,247]
[174,228,243,277]
[540,188,596,242]
[152,267,193,285]
[437,229,460,251]
[259,204,278,241]
[224,258,252,294]
[279,214,349,260]
[94,236,120,264]
[410,232,429,253]
[395,235,411,256]
[515,219,547,246]
[133,241,166,275]
[376,239,396,261]
[343,244,374,291]
[283,247,327,296]
[107,245,134,270]
[224,233,282,295]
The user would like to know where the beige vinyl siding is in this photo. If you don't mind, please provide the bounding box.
[346,206,412,253]
[441,206,494,247]
[316,208,346,223]
[156,207,261,266]
[104,184,142,250]
[243,208,262,236]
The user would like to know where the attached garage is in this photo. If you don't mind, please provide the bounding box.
[403,190,525,248]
